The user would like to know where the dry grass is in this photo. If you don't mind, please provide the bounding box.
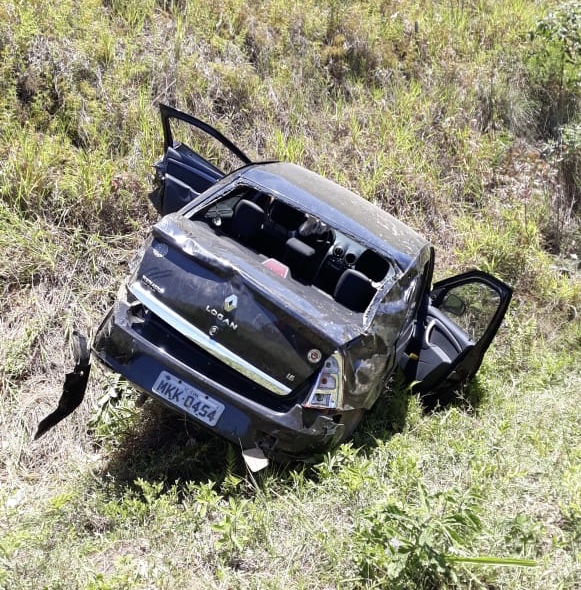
[0,0,579,588]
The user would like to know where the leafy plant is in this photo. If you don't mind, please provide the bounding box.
[529,2,581,219]
[530,1,581,129]
[88,375,141,448]
[212,497,252,557]
[354,484,536,588]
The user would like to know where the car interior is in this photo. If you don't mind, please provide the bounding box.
[191,186,392,312]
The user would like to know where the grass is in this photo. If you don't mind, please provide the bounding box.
[2,356,579,588]
[0,0,580,588]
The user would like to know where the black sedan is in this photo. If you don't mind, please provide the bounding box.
[37,105,512,468]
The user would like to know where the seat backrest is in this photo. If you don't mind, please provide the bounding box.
[284,237,317,281]
[355,249,391,282]
[230,199,264,241]
[333,269,376,312]
[270,201,307,231]
[285,237,316,260]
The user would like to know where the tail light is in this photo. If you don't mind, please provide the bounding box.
[303,352,344,409]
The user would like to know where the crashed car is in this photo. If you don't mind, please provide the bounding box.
[36,105,512,466]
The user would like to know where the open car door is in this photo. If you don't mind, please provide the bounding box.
[149,104,253,216]
[401,270,512,400]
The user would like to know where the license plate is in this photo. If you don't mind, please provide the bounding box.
[152,371,224,427]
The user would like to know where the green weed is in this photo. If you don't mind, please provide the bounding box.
[354,484,536,588]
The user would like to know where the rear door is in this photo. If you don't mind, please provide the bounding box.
[150,104,252,216]
[400,270,512,399]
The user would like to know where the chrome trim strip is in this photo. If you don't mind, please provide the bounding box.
[129,282,292,397]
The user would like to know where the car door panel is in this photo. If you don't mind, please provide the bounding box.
[150,104,252,216]
[165,146,223,190]
[401,270,512,397]
[157,148,223,215]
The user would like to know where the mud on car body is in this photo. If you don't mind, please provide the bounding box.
[37,105,512,466]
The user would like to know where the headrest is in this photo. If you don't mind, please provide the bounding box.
[333,269,376,312]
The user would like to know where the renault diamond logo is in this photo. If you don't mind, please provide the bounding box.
[223,294,238,313]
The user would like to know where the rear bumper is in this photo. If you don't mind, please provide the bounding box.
[93,298,347,459]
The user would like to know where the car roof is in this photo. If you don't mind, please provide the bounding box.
[239,162,429,271]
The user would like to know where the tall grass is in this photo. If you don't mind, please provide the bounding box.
[0,0,579,588]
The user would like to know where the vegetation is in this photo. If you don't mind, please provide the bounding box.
[0,0,579,588]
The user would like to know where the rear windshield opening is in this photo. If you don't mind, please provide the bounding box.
[191,187,392,312]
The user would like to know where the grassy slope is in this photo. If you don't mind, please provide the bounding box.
[0,0,580,588]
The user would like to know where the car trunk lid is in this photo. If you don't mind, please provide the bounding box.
[128,215,367,396]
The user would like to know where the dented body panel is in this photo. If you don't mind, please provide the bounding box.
[93,185,431,456]
[39,105,512,461]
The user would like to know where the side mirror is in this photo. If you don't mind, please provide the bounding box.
[440,292,466,316]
